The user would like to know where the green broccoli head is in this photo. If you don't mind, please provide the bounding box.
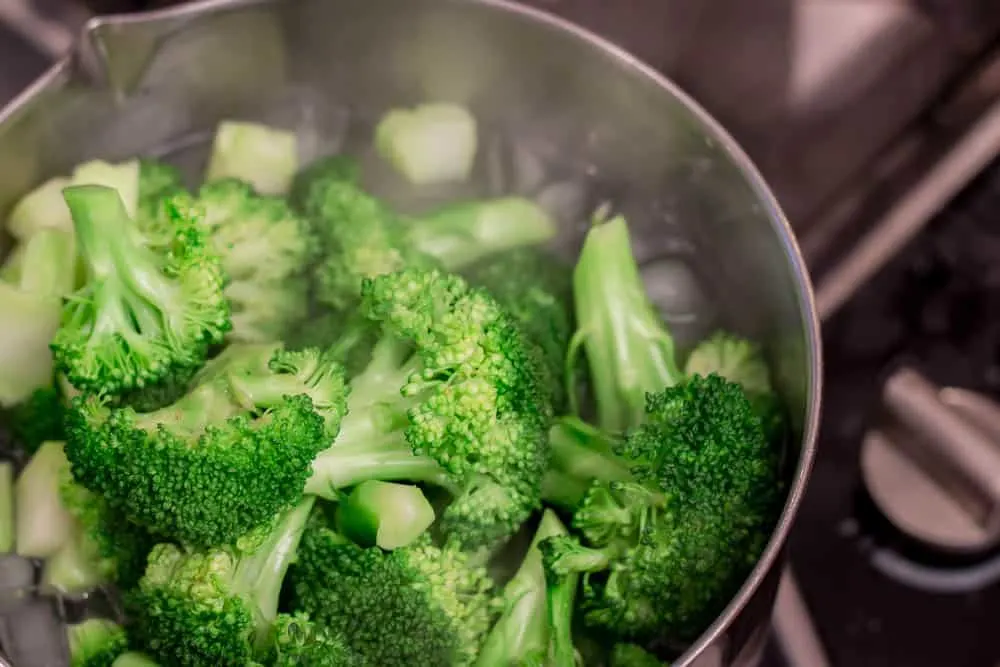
[266,612,359,667]
[64,344,345,547]
[51,185,230,398]
[610,644,665,667]
[196,178,317,343]
[7,385,66,456]
[291,522,497,666]
[543,374,780,643]
[289,153,360,211]
[467,249,574,412]
[137,159,185,224]
[127,498,314,667]
[67,618,129,667]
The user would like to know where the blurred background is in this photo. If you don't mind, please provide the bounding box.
[7,0,1000,665]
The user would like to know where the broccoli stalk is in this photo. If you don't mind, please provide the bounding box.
[542,417,632,511]
[128,497,316,667]
[568,212,682,431]
[0,229,75,407]
[304,269,552,549]
[475,509,575,667]
[0,462,13,553]
[112,655,159,667]
[67,618,128,667]
[335,480,435,550]
[15,441,74,559]
[52,185,230,398]
[541,375,780,643]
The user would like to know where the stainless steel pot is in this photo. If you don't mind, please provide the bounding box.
[0,0,823,664]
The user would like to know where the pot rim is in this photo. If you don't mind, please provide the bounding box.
[2,0,824,662]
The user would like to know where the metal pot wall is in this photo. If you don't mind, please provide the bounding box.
[0,0,823,664]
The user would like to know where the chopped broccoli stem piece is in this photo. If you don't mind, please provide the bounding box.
[0,229,75,407]
[112,654,158,667]
[410,197,557,270]
[0,462,13,553]
[128,497,316,667]
[5,177,73,241]
[375,103,478,185]
[15,441,73,559]
[205,121,298,195]
[67,618,128,667]
[476,510,570,667]
[52,185,230,398]
[336,480,435,550]
[65,344,344,547]
[569,212,682,431]
[289,153,360,210]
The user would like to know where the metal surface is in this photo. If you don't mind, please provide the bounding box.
[0,0,823,664]
[773,569,832,667]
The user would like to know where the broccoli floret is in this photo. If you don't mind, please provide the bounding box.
[291,520,496,665]
[467,249,574,412]
[127,497,315,666]
[0,229,76,407]
[475,510,576,667]
[265,612,359,666]
[137,159,185,221]
[569,212,683,432]
[541,374,780,643]
[51,185,230,398]
[15,441,74,558]
[309,180,556,310]
[305,268,552,548]
[335,480,435,550]
[67,619,128,667]
[610,644,666,667]
[42,480,155,594]
[289,153,360,211]
[196,179,316,343]
[64,343,346,547]
[7,384,67,456]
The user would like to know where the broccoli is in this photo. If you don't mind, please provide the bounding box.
[195,179,316,342]
[375,103,478,185]
[204,121,298,196]
[308,180,556,310]
[42,480,155,594]
[0,229,75,407]
[127,497,315,666]
[291,515,496,665]
[64,343,346,547]
[136,159,186,225]
[610,644,667,667]
[6,384,67,456]
[0,462,12,553]
[568,212,682,432]
[475,509,576,667]
[265,612,358,666]
[335,480,436,550]
[51,185,230,398]
[541,416,632,511]
[15,441,74,559]
[541,374,780,643]
[289,153,360,210]
[467,248,574,412]
[284,310,380,379]
[305,268,552,548]
[684,330,787,444]
[67,618,128,667]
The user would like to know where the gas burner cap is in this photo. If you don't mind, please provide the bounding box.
[860,369,1000,556]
